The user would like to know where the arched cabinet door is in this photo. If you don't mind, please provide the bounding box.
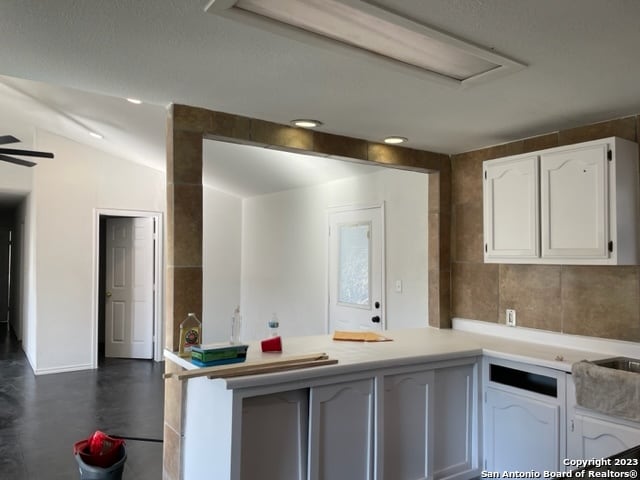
[483,154,540,262]
[383,369,433,480]
[383,362,478,480]
[540,143,608,259]
[432,364,477,479]
[241,390,309,480]
[308,378,374,480]
[484,388,560,472]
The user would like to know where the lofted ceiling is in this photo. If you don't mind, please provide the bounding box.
[0,0,639,181]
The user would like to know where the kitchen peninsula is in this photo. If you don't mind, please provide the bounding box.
[164,321,640,480]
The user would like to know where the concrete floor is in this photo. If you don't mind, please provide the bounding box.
[0,324,164,479]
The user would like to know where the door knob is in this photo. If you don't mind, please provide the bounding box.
[106,291,112,298]
[371,316,381,323]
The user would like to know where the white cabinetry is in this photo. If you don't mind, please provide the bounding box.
[571,415,640,460]
[483,155,539,260]
[383,369,433,480]
[485,388,560,471]
[566,374,640,461]
[483,137,638,265]
[483,358,566,471]
[383,361,479,480]
[241,390,309,480]
[433,364,478,479]
[541,143,608,260]
[182,355,481,480]
[309,379,375,480]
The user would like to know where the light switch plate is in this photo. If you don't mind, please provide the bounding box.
[395,280,402,293]
[506,309,516,327]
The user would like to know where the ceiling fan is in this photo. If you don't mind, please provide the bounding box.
[0,135,54,167]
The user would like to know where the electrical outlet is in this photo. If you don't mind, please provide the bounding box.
[506,309,516,327]
[395,280,403,293]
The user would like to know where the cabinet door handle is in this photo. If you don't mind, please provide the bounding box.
[570,419,575,432]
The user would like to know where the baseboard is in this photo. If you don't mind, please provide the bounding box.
[34,363,95,376]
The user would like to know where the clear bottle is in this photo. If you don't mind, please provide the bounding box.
[268,313,279,337]
[179,312,201,357]
[230,306,242,344]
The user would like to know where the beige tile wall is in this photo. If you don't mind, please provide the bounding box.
[164,104,452,478]
[166,105,453,349]
[450,116,640,341]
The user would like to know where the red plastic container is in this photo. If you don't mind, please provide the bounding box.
[73,431,125,468]
[261,335,282,352]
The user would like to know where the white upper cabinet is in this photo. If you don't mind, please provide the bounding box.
[483,137,639,265]
[541,143,608,260]
[483,155,539,261]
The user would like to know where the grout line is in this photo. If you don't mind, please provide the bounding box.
[559,265,564,334]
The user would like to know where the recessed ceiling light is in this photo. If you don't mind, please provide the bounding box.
[89,132,103,139]
[126,98,142,105]
[384,136,408,145]
[291,119,323,128]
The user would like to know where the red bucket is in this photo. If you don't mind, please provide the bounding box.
[73,431,125,468]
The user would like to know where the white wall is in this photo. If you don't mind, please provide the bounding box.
[202,186,242,343]
[0,159,33,194]
[31,130,165,374]
[240,168,429,341]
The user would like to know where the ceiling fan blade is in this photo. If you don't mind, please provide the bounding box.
[0,154,36,167]
[0,135,19,145]
[0,147,54,159]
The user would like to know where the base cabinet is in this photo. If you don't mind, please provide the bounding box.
[382,362,479,480]
[484,388,560,471]
[569,414,640,460]
[183,358,480,480]
[241,390,309,480]
[483,358,565,472]
[308,379,375,480]
[433,365,477,479]
[383,370,433,480]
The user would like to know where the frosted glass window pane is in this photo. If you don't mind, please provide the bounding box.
[338,222,370,306]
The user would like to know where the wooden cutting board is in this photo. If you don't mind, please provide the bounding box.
[165,353,337,381]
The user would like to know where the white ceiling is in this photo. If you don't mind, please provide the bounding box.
[1,0,640,182]
[0,75,166,171]
[203,140,381,198]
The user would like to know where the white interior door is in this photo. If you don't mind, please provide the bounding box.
[328,206,384,332]
[105,217,154,359]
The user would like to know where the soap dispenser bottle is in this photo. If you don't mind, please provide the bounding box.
[179,312,201,357]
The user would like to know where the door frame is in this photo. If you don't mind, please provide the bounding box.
[325,203,386,333]
[91,208,164,367]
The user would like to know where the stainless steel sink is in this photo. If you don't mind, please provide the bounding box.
[593,357,640,373]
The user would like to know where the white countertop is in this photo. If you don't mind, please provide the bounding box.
[164,320,634,390]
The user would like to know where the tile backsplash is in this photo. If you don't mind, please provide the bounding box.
[450,115,640,341]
